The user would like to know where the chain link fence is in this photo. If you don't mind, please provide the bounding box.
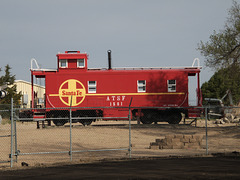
[0,103,17,167]
[10,105,131,167]
[0,102,240,168]
[0,108,11,165]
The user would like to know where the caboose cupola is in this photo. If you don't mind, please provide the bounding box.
[57,51,88,70]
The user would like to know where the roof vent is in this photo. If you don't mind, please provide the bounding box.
[65,51,80,53]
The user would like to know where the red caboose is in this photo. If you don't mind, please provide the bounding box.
[30,50,202,126]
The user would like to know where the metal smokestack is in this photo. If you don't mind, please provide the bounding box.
[107,50,112,70]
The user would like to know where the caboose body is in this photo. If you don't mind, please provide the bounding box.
[29,50,202,126]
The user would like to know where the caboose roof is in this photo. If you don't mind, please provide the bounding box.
[31,66,200,73]
[31,66,201,73]
[31,52,201,75]
[56,51,88,59]
[88,66,201,70]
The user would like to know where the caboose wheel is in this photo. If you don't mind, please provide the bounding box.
[166,111,182,124]
[53,120,67,126]
[79,120,93,126]
[53,115,67,126]
[140,112,155,124]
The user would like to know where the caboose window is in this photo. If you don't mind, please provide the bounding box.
[77,59,85,68]
[88,81,96,93]
[59,59,67,68]
[137,80,146,92]
[168,80,176,92]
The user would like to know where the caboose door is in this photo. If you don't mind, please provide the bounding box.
[188,76,198,106]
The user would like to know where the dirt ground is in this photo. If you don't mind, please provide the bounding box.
[0,119,240,179]
[1,156,240,179]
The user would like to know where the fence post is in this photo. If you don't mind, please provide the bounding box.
[69,107,72,161]
[10,98,14,167]
[14,108,18,163]
[69,96,73,161]
[205,107,208,155]
[128,98,133,159]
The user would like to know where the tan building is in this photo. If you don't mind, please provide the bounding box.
[14,80,45,108]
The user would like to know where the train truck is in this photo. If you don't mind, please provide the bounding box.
[23,50,202,126]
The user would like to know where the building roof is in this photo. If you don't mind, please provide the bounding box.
[15,80,45,89]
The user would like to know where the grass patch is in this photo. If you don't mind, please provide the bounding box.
[0,117,11,125]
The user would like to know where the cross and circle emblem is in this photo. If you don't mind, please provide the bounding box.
[50,79,86,106]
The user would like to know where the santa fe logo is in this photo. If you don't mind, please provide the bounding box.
[50,79,86,106]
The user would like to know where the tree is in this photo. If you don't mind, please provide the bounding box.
[198,1,240,104]
[201,66,240,105]
[198,1,240,70]
[0,65,22,105]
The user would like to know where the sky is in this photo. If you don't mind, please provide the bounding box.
[0,0,238,85]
